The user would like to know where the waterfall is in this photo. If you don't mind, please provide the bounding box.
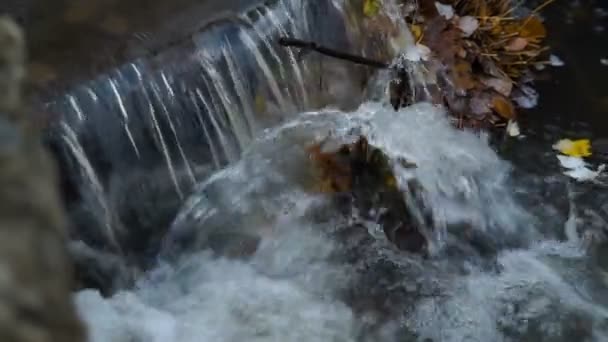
[45,0,398,266]
[47,1,608,341]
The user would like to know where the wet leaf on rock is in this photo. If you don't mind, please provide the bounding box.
[363,0,382,17]
[307,143,352,193]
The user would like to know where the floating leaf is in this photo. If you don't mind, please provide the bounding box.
[553,139,592,158]
[549,54,565,67]
[491,95,516,119]
[556,155,604,182]
[363,0,381,17]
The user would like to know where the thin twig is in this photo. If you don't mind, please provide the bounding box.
[278,37,390,69]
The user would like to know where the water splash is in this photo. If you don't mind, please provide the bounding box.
[75,100,608,341]
[252,9,306,107]
[194,86,238,163]
[42,0,384,262]
[239,28,291,113]
[49,0,608,340]
[197,52,253,152]
[188,91,222,169]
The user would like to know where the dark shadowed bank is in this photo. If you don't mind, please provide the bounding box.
[0,17,84,342]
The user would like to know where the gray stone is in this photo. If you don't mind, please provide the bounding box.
[0,16,85,342]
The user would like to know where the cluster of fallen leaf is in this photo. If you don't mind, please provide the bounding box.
[399,0,554,128]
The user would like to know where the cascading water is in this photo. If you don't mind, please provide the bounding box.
[75,101,608,341]
[41,0,608,341]
[47,0,377,273]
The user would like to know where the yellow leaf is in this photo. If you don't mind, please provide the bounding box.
[553,139,592,158]
[410,24,423,42]
[363,0,381,17]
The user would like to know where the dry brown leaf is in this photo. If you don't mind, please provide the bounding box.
[481,77,513,96]
[491,95,516,119]
[519,16,546,39]
[479,57,509,79]
[453,60,476,90]
[470,92,493,117]
[505,37,528,51]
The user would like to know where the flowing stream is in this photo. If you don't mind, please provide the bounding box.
[42,0,608,341]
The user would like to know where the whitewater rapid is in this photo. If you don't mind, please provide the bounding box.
[75,102,608,341]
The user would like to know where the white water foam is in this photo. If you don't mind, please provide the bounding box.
[75,102,608,341]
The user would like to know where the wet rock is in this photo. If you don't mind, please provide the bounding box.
[108,165,212,260]
[309,136,431,254]
[68,240,136,296]
[0,16,84,342]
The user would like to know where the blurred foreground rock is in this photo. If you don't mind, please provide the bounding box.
[0,16,84,342]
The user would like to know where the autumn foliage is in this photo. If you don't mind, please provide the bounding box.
[402,0,553,127]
